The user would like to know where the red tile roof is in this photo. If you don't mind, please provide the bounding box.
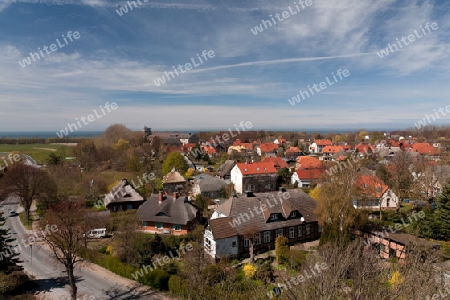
[286,146,301,153]
[357,175,388,198]
[258,143,279,153]
[241,143,254,150]
[408,143,439,156]
[295,168,325,180]
[355,143,375,154]
[203,146,216,154]
[322,146,344,153]
[296,156,323,169]
[314,139,332,146]
[236,162,278,175]
[261,157,289,169]
[232,139,242,146]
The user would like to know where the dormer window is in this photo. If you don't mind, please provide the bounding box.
[290,211,297,218]
[156,212,168,216]
[270,214,278,221]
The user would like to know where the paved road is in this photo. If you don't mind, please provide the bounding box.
[1,196,171,300]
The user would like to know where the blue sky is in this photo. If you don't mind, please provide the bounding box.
[0,0,449,132]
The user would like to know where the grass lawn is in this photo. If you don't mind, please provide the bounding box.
[399,203,413,212]
[19,212,33,230]
[0,144,73,164]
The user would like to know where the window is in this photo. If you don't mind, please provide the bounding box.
[254,233,261,245]
[113,205,117,212]
[306,224,311,235]
[290,211,297,218]
[155,222,163,229]
[266,184,272,189]
[386,198,390,207]
[205,238,211,251]
[270,214,278,221]
[289,227,295,238]
[318,226,322,233]
[173,224,181,231]
[298,225,303,237]
[244,238,249,247]
[276,229,283,238]
[141,221,147,227]
[264,231,270,243]
[127,204,133,210]
[232,241,237,247]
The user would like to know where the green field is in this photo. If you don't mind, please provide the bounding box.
[0,143,73,164]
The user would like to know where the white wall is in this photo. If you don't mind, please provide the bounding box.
[230,165,243,194]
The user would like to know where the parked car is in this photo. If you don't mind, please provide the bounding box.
[84,228,108,239]
[8,210,18,217]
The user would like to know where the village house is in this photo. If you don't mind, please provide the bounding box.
[261,156,289,169]
[162,169,187,193]
[354,230,440,261]
[322,145,345,161]
[256,143,279,156]
[204,189,320,259]
[103,179,145,212]
[137,191,201,235]
[284,146,302,161]
[353,175,399,210]
[291,168,325,188]
[296,156,323,169]
[192,174,228,199]
[217,159,236,181]
[230,162,278,194]
[308,139,332,154]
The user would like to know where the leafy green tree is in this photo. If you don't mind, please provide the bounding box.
[434,183,450,240]
[277,167,291,185]
[162,152,188,175]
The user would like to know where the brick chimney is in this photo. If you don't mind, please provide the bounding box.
[158,191,163,204]
[173,191,178,199]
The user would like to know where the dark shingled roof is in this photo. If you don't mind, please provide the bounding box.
[137,194,199,225]
[210,189,318,237]
[218,160,236,177]
[209,217,238,239]
[195,174,227,193]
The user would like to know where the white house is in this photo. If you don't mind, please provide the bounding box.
[353,175,399,210]
[204,217,239,259]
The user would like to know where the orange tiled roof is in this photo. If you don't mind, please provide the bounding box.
[408,143,439,156]
[296,156,322,169]
[314,139,332,146]
[355,143,375,154]
[203,146,216,154]
[261,157,288,169]
[286,146,301,153]
[357,175,388,198]
[232,139,242,146]
[258,143,279,153]
[241,143,254,150]
[295,168,325,180]
[322,146,344,153]
[236,162,278,175]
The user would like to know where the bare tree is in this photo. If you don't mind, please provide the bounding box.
[0,164,56,223]
[41,198,91,300]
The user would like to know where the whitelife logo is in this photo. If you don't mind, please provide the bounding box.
[376,22,438,58]
[18,31,81,68]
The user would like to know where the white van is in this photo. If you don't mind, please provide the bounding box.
[86,228,107,239]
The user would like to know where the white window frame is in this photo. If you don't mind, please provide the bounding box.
[264,231,270,243]
[289,227,295,238]
[298,225,303,237]
[155,222,163,229]
[270,214,278,221]
[254,233,261,245]
[244,237,249,247]
[306,224,311,235]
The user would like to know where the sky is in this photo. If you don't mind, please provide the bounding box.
[0,0,449,133]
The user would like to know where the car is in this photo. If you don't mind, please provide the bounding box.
[8,210,18,217]
[84,228,108,239]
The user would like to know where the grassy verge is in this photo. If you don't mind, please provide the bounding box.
[18,212,33,230]
[0,144,73,164]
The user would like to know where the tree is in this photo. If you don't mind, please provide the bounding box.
[162,152,188,175]
[0,164,56,223]
[275,235,289,265]
[434,183,450,240]
[278,167,292,186]
[46,152,62,165]
[41,198,91,300]
[315,163,364,245]
[102,124,132,146]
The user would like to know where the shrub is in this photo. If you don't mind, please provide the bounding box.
[168,275,187,296]
[275,236,289,265]
[243,263,257,278]
[139,269,170,290]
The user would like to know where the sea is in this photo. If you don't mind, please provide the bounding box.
[0,131,103,139]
